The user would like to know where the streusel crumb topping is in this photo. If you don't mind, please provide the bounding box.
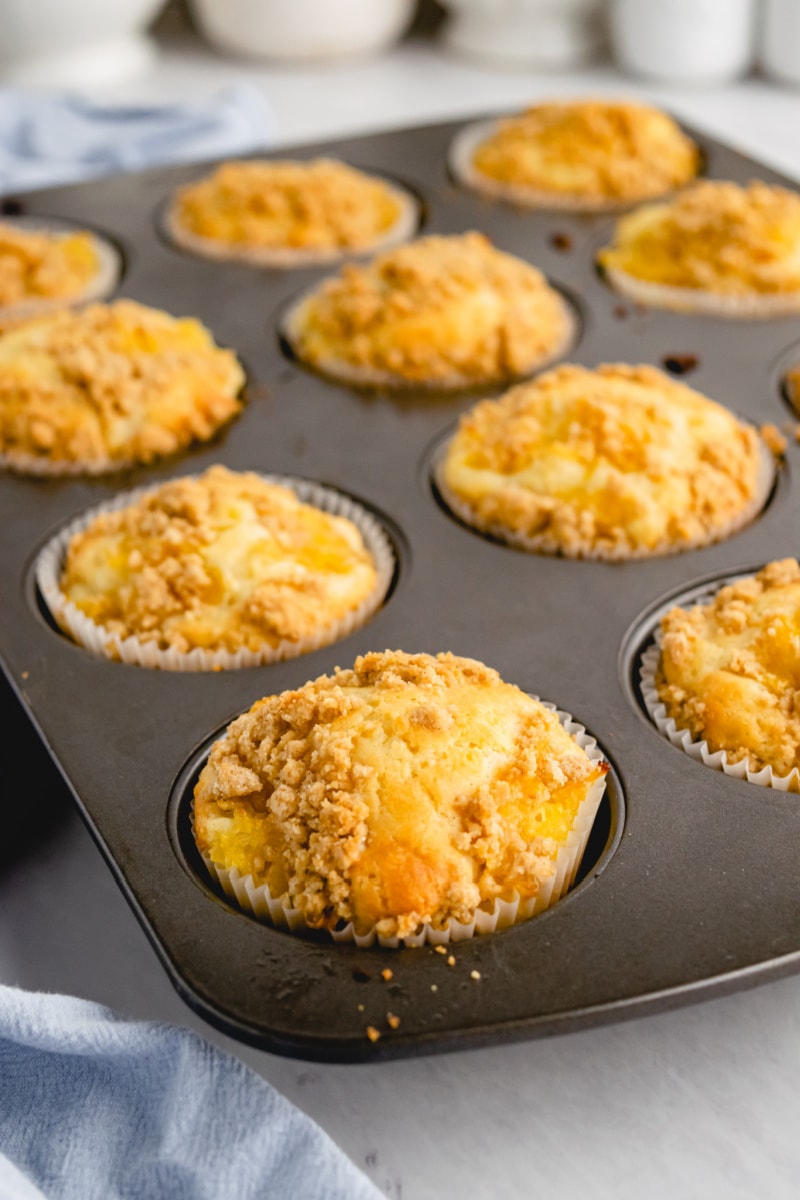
[193,649,606,937]
[599,180,800,295]
[440,363,769,558]
[472,99,699,202]
[287,231,572,387]
[60,465,380,655]
[172,158,403,251]
[658,559,800,776]
[0,299,244,469]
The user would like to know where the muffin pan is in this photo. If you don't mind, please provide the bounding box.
[3,116,800,1063]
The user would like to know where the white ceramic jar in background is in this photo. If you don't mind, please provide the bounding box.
[760,0,800,86]
[0,0,166,87]
[609,0,758,85]
[188,0,417,63]
[439,0,605,69]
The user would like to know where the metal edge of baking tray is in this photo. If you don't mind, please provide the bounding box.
[1,113,800,1061]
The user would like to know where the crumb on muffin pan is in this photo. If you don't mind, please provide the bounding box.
[1,110,800,1062]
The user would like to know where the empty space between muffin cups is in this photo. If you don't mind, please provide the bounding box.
[34,475,395,671]
[639,634,800,793]
[197,704,608,948]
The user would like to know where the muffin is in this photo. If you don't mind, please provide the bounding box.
[283,231,574,390]
[436,363,774,560]
[37,465,393,671]
[448,99,700,211]
[165,157,419,266]
[0,219,121,321]
[192,650,609,945]
[0,299,244,475]
[598,180,800,316]
[644,559,800,789]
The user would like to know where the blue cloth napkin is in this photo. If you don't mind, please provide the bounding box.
[0,83,275,195]
[0,983,384,1200]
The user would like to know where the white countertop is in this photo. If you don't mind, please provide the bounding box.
[3,16,800,1200]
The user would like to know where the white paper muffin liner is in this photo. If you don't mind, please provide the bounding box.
[639,636,800,793]
[602,264,800,319]
[448,119,689,212]
[35,473,395,672]
[281,285,576,392]
[199,703,609,948]
[0,449,141,478]
[432,434,776,561]
[163,179,420,268]
[0,216,121,321]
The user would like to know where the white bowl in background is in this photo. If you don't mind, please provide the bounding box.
[439,0,604,69]
[188,0,417,63]
[0,0,166,88]
[609,0,757,86]
[760,0,800,86]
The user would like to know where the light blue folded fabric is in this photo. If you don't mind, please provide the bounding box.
[0,83,275,195]
[0,983,383,1200]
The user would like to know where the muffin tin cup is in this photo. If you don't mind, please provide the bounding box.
[432,434,778,561]
[602,264,800,319]
[448,118,697,212]
[0,449,141,478]
[196,702,608,948]
[163,177,421,268]
[279,266,578,392]
[34,473,396,672]
[639,639,800,793]
[0,216,122,323]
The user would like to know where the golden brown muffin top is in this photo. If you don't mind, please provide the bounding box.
[285,231,573,388]
[470,99,699,204]
[439,363,770,559]
[170,157,407,253]
[0,300,243,472]
[657,559,800,777]
[0,222,100,308]
[193,649,606,938]
[598,180,800,295]
[59,465,381,656]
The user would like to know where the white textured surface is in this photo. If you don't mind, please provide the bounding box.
[4,21,800,1200]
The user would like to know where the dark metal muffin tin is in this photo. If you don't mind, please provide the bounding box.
[3,117,800,1064]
